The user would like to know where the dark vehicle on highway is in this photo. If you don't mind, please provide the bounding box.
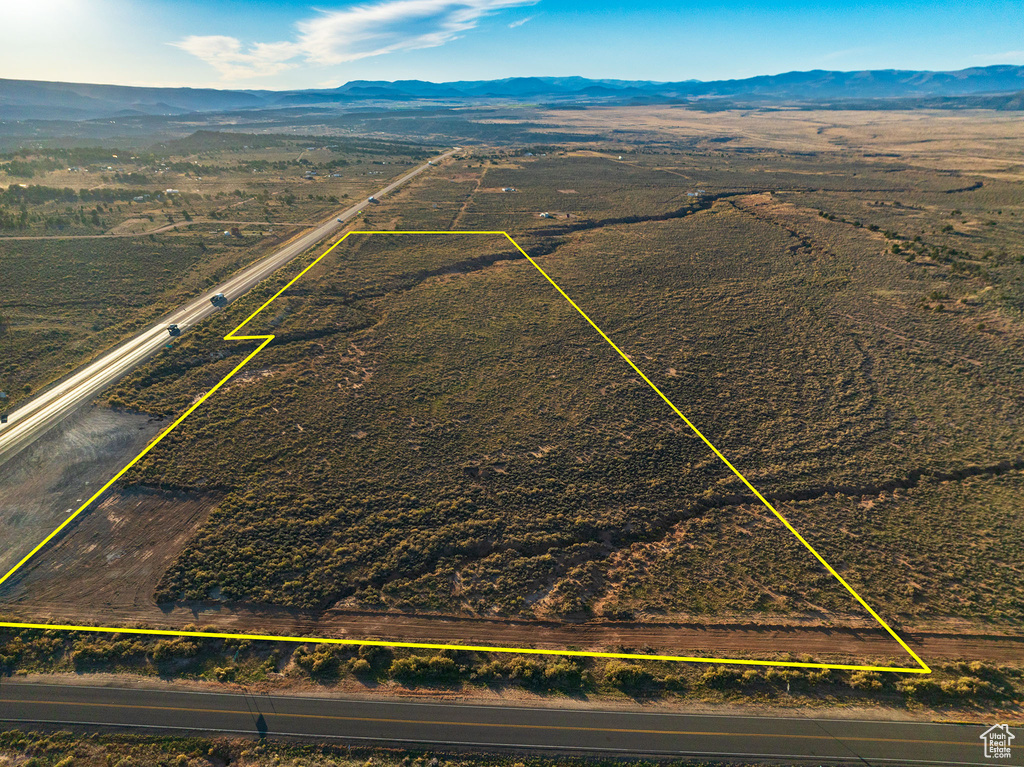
[167,324,181,337]
[210,293,228,307]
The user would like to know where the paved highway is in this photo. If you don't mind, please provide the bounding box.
[0,148,458,467]
[0,681,1013,765]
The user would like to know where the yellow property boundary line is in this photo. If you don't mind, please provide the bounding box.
[0,230,931,674]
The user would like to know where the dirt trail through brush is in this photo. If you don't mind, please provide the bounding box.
[4,598,1022,665]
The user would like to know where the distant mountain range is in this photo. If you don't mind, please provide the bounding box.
[2,66,1023,121]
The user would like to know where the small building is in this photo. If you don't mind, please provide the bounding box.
[539,212,551,218]
[165,189,179,194]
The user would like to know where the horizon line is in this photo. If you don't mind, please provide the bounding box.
[1,62,1020,94]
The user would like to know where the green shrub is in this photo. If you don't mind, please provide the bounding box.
[698,667,744,690]
[212,666,236,682]
[150,638,200,662]
[604,662,655,690]
[849,671,883,691]
[294,645,341,680]
[350,658,373,676]
[389,654,460,684]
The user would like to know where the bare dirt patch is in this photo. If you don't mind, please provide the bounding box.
[0,406,161,575]
[1,488,216,612]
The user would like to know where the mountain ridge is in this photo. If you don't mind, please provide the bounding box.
[2,65,1022,121]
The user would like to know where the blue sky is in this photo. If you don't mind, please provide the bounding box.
[1,0,1022,89]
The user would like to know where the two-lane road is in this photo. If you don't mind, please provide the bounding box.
[0,681,1013,765]
[0,148,458,467]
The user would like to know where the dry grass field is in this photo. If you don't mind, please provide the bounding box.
[2,108,1023,700]
[70,110,1024,640]
[532,106,1024,176]
[0,135,433,410]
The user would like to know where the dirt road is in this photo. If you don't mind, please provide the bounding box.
[4,597,1022,666]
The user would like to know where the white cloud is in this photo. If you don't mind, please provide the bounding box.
[508,14,536,28]
[174,0,537,80]
[974,51,1024,64]
[173,36,301,79]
